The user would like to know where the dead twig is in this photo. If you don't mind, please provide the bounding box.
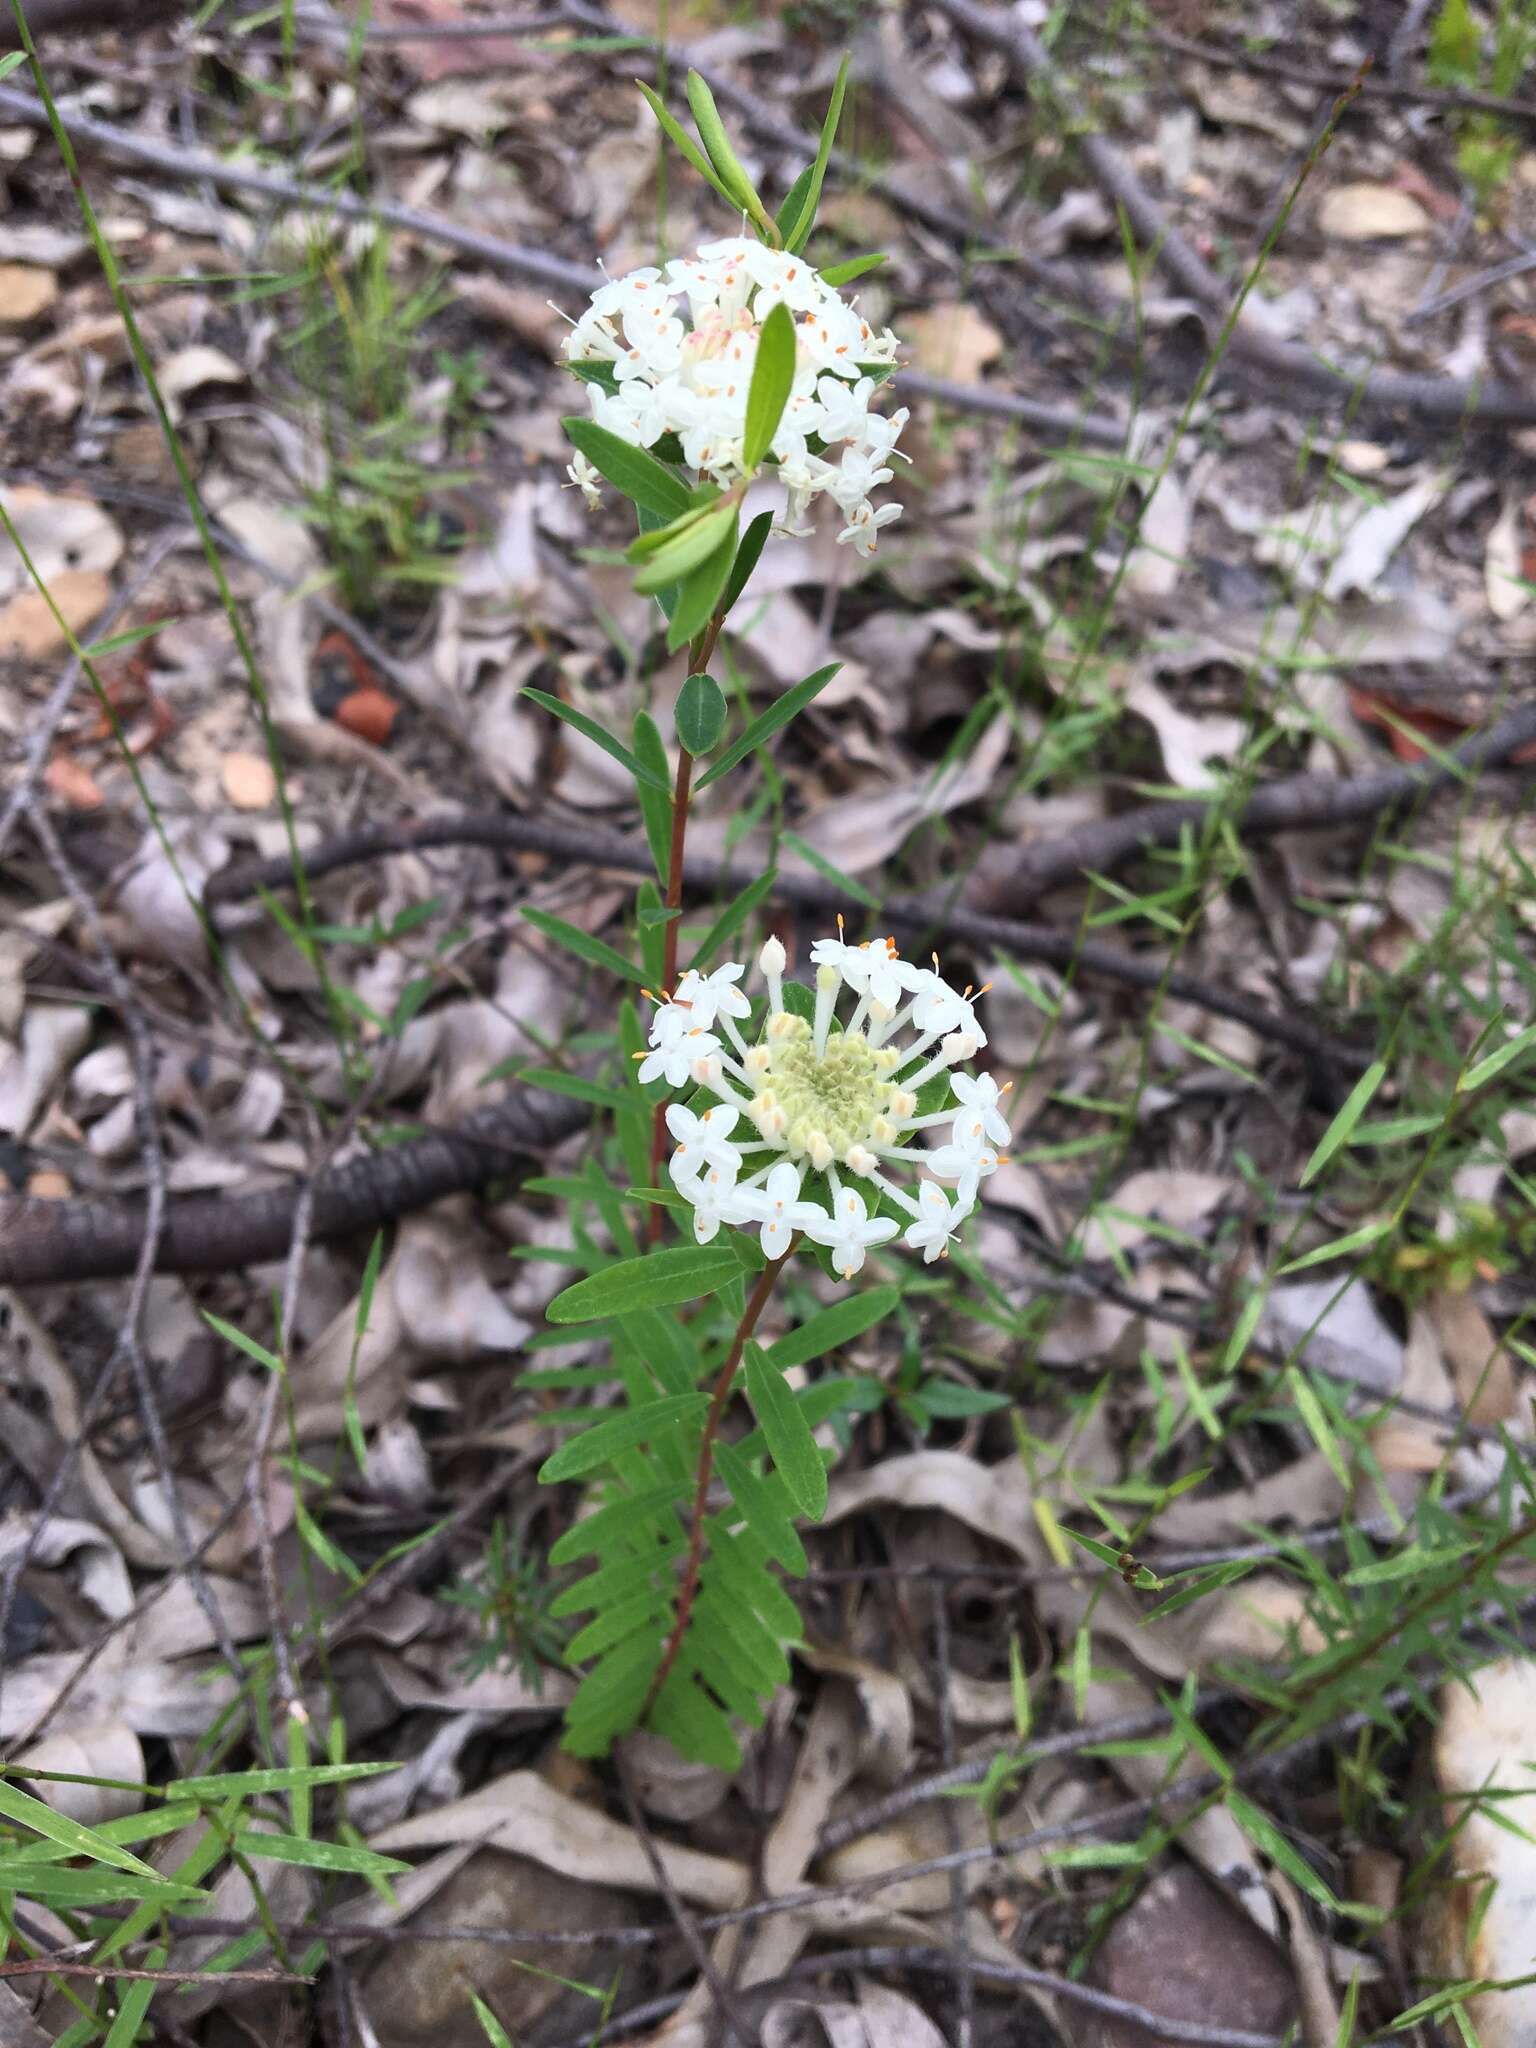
[933,0,1536,427]
[203,810,1368,1070]
[978,698,1536,905]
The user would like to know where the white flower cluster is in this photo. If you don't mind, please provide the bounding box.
[561,238,908,556]
[636,930,1009,1280]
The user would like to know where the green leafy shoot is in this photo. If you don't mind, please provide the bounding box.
[780,56,850,252]
[695,662,841,789]
[742,302,797,469]
[561,417,692,520]
[684,71,771,235]
[523,687,671,792]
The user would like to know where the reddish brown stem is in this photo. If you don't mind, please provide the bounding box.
[643,1250,788,1717]
[645,740,695,1242]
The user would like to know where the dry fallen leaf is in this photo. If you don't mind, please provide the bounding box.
[42,753,104,810]
[904,301,1003,380]
[1424,1657,1536,2048]
[1485,494,1530,621]
[0,263,58,322]
[1317,183,1432,239]
[220,750,277,810]
[0,570,112,659]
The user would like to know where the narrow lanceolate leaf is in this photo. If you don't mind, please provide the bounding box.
[744,1341,827,1519]
[685,69,766,224]
[631,502,735,593]
[675,671,728,756]
[0,1779,163,1881]
[775,165,815,243]
[666,511,738,654]
[546,1245,744,1323]
[233,1829,410,1877]
[766,1285,900,1371]
[539,1394,710,1482]
[1226,1791,1341,1911]
[820,251,886,287]
[718,508,773,617]
[1462,1022,1536,1094]
[562,417,691,521]
[695,663,841,789]
[742,301,797,470]
[690,868,778,970]
[781,54,849,252]
[633,711,674,882]
[522,906,644,985]
[636,80,745,216]
[715,1437,808,1576]
[1298,1060,1387,1186]
[523,687,670,792]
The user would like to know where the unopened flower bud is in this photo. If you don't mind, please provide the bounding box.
[759,935,787,977]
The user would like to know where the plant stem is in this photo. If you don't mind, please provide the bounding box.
[646,741,695,1242]
[643,1249,789,1716]
[644,611,725,1242]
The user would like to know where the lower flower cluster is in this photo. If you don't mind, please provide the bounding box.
[638,931,1010,1279]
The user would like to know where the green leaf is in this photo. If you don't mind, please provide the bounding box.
[631,502,735,593]
[0,1779,163,1880]
[1462,1023,1536,1094]
[715,1436,808,1576]
[666,510,739,654]
[202,1312,283,1374]
[650,1664,741,1770]
[540,1394,710,1482]
[742,301,797,469]
[547,1245,744,1324]
[633,712,674,881]
[561,417,691,521]
[691,868,778,969]
[718,508,773,617]
[1277,1219,1391,1274]
[169,1764,396,1799]
[676,671,728,755]
[523,688,671,792]
[766,1286,899,1370]
[0,52,29,80]
[685,70,765,223]
[694,662,841,789]
[781,55,849,252]
[1227,1790,1341,1910]
[1286,1367,1351,1489]
[234,1828,409,1877]
[820,252,886,287]
[470,1990,517,2048]
[497,1068,630,1112]
[775,165,815,241]
[1428,0,1481,84]
[0,1867,204,1907]
[779,829,879,910]
[744,1341,827,1519]
[1298,1060,1387,1186]
[522,905,643,984]
[635,80,745,214]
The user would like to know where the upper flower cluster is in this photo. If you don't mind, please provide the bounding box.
[636,929,1008,1280]
[562,238,908,556]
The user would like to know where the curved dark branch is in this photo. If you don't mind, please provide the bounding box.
[0,1091,586,1289]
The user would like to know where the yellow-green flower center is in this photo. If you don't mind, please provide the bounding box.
[749,1014,901,1166]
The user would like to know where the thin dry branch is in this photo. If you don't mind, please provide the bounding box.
[933,0,1536,427]
[202,811,1366,1068]
[981,698,1536,904]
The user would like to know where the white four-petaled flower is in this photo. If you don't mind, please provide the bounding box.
[904,1181,971,1264]
[808,1186,900,1280]
[739,1161,827,1260]
[950,1071,1011,1147]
